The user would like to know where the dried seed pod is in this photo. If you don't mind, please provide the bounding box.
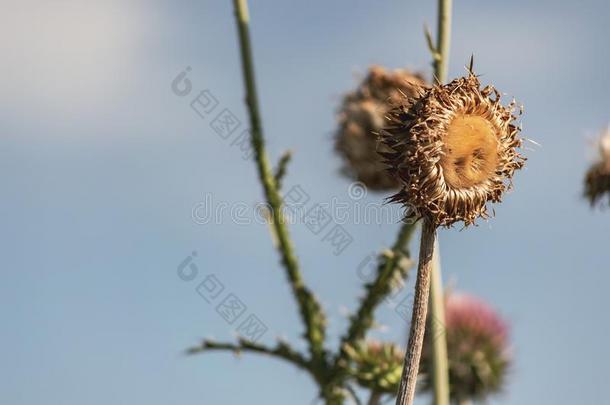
[420,293,511,403]
[335,66,428,191]
[584,128,610,207]
[344,340,405,394]
[381,71,525,227]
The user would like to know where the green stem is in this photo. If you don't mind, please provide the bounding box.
[429,241,449,405]
[428,0,452,403]
[433,0,452,84]
[232,0,326,361]
[331,221,416,389]
[187,338,310,372]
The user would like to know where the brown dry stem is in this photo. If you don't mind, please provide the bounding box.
[395,219,437,405]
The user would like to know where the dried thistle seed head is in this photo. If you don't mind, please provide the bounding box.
[381,72,525,227]
[419,293,511,402]
[335,65,428,191]
[344,340,404,394]
[584,128,610,207]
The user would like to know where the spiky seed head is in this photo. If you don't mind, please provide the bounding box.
[344,340,405,394]
[380,71,525,227]
[584,128,610,207]
[420,293,511,402]
[335,66,428,191]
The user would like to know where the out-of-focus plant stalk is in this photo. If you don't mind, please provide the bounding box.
[429,242,449,405]
[232,0,326,362]
[396,0,452,404]
[434,0,452,84]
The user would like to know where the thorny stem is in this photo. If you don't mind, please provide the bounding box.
[342,222,416,346]
[187,338,310,372]
[395,219,437,405]
[274,150,293,190]
[232,0,326,361]
[329,221,416,397]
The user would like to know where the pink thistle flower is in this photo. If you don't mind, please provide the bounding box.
[420,292,511,403]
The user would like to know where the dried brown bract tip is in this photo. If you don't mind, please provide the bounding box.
[380,71,525,227]
[584,128,610,207]
[335,66,428,191]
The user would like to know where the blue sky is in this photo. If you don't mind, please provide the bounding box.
[1,1,609,404]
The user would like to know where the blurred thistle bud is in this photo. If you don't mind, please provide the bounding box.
[335,66,428,191]
[344,340,405,394]
[584,128,610,207]
[420,293,511,403]
[380,70,525,227]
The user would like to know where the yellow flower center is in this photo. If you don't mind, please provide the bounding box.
[441,114,499,189]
